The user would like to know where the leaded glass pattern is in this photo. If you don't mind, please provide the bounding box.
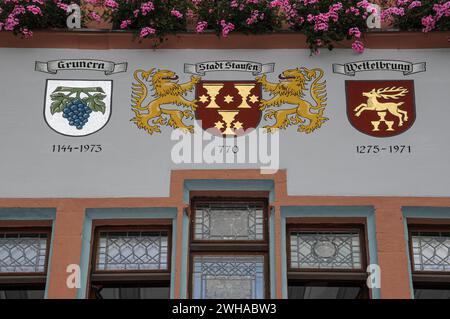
[412,232,450,272]
[0,233,48,273]
[192,255,265,299]
[194,203,264,241]
[290,231,362,270]
[96,231,169,271]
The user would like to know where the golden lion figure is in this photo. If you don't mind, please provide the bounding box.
[131,68,200,134]
[256,67,328,133]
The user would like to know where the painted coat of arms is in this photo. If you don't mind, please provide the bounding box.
[346,80,416,137]
[44,80,112,136]
[130,63,328,136]
[195,81,262,136]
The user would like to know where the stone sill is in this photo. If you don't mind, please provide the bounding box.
[0,30,449,50]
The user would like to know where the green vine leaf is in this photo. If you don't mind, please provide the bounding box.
[84,92,107,114]
[50,92,73,114]
[52,86,65,93]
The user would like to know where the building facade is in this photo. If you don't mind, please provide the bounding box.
[0,30,449,299]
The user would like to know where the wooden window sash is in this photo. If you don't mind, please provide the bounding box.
[188,196,271,299]
[408,224,450,277]
[0,227,51,278]
[286,224,368,275]
[91,225,172,275]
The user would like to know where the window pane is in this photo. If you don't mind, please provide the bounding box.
[288,283,365,299]
[96,286,170,299]
[414,287,450,299]
[194,203,264,241]
[412,232,450,272]
[0,288,45,299]
[290,231,362,270]
[96,231,169,271]
[192,255,265,299]
[0,233,48,273]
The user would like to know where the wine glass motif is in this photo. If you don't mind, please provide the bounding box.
[202,84,224,109]
[217,111,239,135]
[235,84,255,109]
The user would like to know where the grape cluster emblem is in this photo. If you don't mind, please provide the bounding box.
[50,86,106,130]
[44,79,112,137]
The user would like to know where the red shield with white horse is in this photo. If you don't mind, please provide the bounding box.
[346,80,416,137]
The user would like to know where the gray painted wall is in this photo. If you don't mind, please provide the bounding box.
[0,48,448,198]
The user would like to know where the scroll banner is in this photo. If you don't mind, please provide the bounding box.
[332,60,426,76]
[35,59,128,75]
[184,61,275,76]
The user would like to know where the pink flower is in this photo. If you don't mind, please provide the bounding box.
[246,10,260,26]
[408,1,422,10]
[433,2,450,21]
[120,20,132,29]
[26,5,42,15]
[421,15,435,32]
[356,0,371,10]
[346,7,361,16]
[140,27,156,38]
[21,28,33,39]
[220,20,235,37]
[269,0,282,7]
[170,9,183,19]
[314,21,329,32]
[56,2,69,11]
[140,2,155,16]
[104,0,118,9]
[352,40,365,54]
[196,21,208,33]
[4,16,19,31]
[381,7,406,21]
[348,27,361,38]
[89,12,101,22]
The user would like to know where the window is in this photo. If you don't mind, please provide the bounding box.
[90,226,171,299]
[287,223,369,299]
[408,225,450,299]
[0,228,51,299]
[189,198,269,299]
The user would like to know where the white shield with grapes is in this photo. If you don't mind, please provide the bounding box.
[44,80,112,136]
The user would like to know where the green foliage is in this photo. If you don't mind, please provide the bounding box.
[99,0,192,42]
[0,1,79,36]
[195,0,282,36]
[382,0,450,32]
[284,0,370,53]
[50,87,106,115]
